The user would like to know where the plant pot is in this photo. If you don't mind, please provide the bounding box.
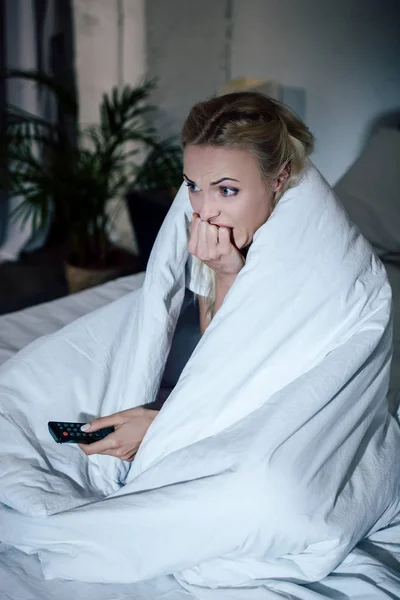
[125,189,173,266]
[64,260,122,294]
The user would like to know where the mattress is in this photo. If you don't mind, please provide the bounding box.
[0,272,400,600]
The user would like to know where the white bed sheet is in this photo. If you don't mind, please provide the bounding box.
[0,273,145,366]
[1,271,400,600]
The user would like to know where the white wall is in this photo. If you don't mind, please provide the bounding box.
[147,0,400,185]
[72,0,146,125]
[72,0,147,251]
[146,0,228,136]
[232,0,400,184]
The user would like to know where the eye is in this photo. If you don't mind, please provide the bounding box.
[219,186,239,197]
[184,181,200,192]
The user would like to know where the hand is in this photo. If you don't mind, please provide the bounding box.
[78,407,158,461]
[188,213,245,279]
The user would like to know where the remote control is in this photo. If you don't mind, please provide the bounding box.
[48,421,115,444]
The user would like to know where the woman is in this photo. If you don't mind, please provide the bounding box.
[78,91,314,462]
[1,92,398,593]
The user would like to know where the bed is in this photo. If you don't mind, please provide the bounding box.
[0,127,399,600]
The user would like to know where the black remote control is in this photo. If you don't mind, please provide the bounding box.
[48,421,115,444]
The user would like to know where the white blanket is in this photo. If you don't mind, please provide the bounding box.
[0,161,399,594]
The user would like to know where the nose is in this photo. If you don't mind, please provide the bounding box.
[197,194,220,222]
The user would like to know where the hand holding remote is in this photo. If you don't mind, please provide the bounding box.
[78,407,158,462]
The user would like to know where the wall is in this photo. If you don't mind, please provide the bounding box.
[72,0,147,251]
[146,0,229,137]
[72,0,146,125]
[147,0,400,185]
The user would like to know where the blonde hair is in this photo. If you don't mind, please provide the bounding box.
[181,91,314,311]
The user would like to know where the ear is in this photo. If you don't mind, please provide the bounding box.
[273,164,291,192]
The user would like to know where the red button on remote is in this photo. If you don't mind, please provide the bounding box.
[63,431,69,437]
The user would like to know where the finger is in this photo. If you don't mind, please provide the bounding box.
[96,446,138,460]
[189,213,200,234]
[217,227,232,254]
[197,220,211,258]
[77,434,118,456]
[188,214,200,249]
[188,224,198,255]
[78,444,135,461]
[125,453,137,462]
[81,414,123,433]
[206,224,219,256]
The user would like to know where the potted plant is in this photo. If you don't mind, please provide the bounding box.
[1,69,176,292]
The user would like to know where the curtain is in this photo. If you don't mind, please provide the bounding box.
[0,0,74,262]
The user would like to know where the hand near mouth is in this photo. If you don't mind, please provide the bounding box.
[188,213,245,279]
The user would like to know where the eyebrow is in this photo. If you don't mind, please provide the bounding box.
[183,174,239,185]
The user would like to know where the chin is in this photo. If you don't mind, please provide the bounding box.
[231,229,247,249]
[240,238,255,253]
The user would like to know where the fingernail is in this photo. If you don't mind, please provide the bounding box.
[81,423,90,432]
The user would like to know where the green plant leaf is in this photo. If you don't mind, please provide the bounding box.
[1,68,78,117]
[2,72,180,265]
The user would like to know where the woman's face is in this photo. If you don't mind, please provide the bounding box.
[183,145,280,250]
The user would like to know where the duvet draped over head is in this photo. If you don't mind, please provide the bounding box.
[0,160,399,592]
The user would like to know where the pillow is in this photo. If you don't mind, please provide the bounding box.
[334,128,400,256]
